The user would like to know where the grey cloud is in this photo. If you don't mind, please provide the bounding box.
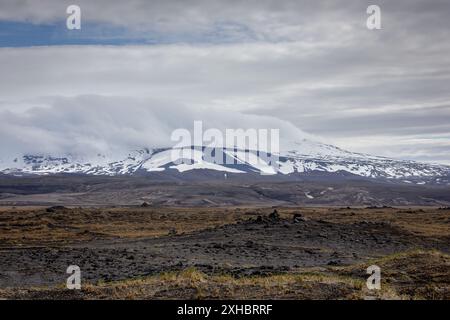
[0,95,309,161]
[0,1,449,163]
[282,105,450,137]
[0,1,447,43]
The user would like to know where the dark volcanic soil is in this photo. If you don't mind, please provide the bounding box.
[1,213,447,288]
[1,174,450,207]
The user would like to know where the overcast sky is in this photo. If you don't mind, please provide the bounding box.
[0,0,449,164]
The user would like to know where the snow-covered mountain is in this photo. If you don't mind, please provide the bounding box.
[1,139,449,185]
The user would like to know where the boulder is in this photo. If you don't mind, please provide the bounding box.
[46,206,67,213]
[293,213,308,223]
[268,209,280,221]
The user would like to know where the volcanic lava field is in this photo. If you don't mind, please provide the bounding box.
[0,206,448,299]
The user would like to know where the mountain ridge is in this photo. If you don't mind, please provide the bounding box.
[1,140,449,185]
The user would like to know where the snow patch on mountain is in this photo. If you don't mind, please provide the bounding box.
[1,139,449,184]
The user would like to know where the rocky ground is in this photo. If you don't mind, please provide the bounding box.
[0,206,449,299]
[1,174,450,207]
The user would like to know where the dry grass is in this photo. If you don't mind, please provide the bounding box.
[277,207,450,238]
[0,206,256,247]
[1,206,448,300]
[1,250,448,300]
[0,267,364,300]
[1,206,448,247]
[335,249,450,300]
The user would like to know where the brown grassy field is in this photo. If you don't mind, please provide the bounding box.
[1,250,448,300]
[0,206,449,299]
[1,206,448,246]
[0,206,253,247]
